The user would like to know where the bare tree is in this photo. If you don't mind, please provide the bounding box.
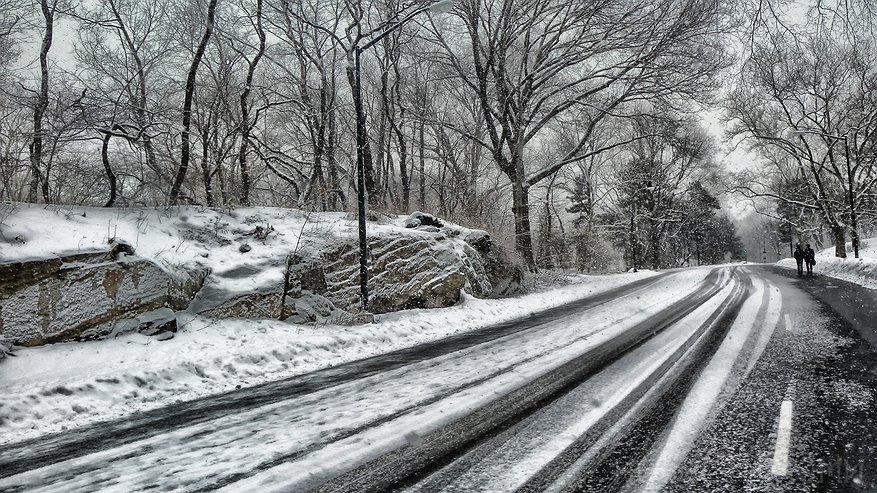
[169,0,219,204]
[0,103,30,201]
[77,0,176,204]
[27,0,62,203]
[230,0,267,206]
[727,17,877,257]
[0,0,27,201]
[429,0,727,269]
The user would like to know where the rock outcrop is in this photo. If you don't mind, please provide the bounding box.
[287,228,493,317]
[0,210,521,346]
[0,252,176,346]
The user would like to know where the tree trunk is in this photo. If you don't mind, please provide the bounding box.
[399,127,409,212]
[511,177,535,271]
[301,157,325,211]
[649,220,661,269]
[169,0,218,205]
[833,226,847,258]
[467,123,483,214]
[509,149,536,271]
[630,212,638,272]
[29,0,53,204]
[200,120,214,207]
[384,48,409,212]
[375,100,387,206]
[217,163,227,206]
[101,132,117,207]
[41,158,52,203]
[418,118,426,209]
[237,0,265,207]
[437,154,447,217]
[542,188,553,269]
[326,108,345,210]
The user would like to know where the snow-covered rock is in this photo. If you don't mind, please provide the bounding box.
[0,251,175,346]
[404,211,444,229]
[0,204,520,343]
[195,283,286,320]
[287,228,494,316]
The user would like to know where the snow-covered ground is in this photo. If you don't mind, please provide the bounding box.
[232,268,727,493]
[0,264,659,446]
[776,237,877,290]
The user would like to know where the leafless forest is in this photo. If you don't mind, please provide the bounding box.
[0,0,875,270]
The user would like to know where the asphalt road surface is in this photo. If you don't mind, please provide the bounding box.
[1,265,875,492]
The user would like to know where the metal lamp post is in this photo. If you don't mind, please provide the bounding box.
[353,47,369,311]
[790,129,859,259]
[353,0,457,311]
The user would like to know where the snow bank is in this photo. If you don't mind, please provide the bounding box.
[776,237,877,289]
[0,203,365,295]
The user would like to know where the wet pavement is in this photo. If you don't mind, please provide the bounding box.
[659,266,877,492]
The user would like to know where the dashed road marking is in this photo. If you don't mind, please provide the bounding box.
[771,400,794,476]
[784,314,792,331]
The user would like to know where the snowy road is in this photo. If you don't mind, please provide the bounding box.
[2,265,877,492]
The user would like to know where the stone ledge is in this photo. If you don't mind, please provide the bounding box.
[0,252,174,346]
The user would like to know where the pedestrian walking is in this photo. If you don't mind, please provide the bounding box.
[804,244,816,276]
[793,244,804,276]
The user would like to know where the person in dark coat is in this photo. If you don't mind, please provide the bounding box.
[804,244,816,276]
[793,244,804,276]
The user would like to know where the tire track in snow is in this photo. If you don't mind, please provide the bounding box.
[516,268,751,493]
[0,273,671,479]
[282,270,733,492]
[631,273,783,492]
[409,271,745,492]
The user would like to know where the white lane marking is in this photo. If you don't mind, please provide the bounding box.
[771,400,794,476]
[784,314,792,331]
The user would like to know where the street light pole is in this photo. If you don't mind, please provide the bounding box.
[354,46,369,310]
[353,0,456,312]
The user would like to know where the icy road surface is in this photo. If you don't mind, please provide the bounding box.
[2,265,877,492]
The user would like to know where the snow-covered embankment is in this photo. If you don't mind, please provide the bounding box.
[776,238,877,289]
